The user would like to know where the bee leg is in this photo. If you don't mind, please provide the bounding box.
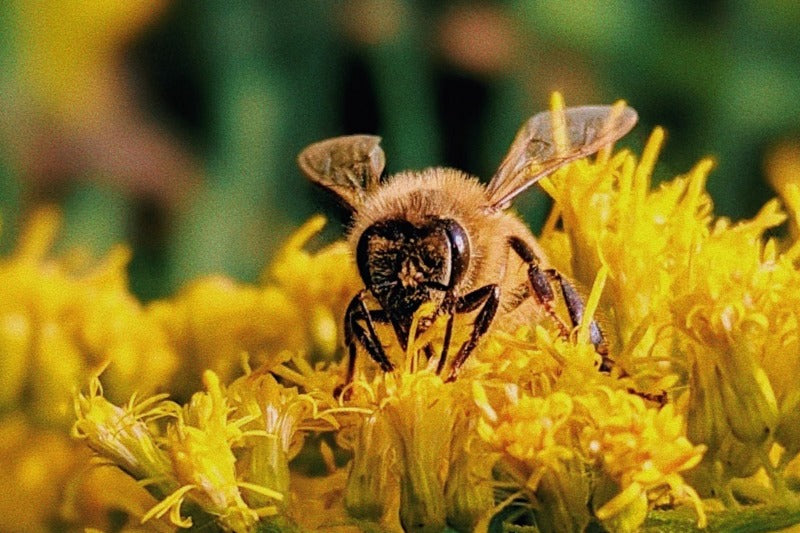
[444,284,500,382]
[435,312,455,374]
[339,291,393,398]
[346,292,394,372]
[550,273,663,399]
[544,268,613,372]
[508,237,572,338]
[389,316,410,352]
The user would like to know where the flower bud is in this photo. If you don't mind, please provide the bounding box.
[444,416,494,532]
[344,413,394,521]
[383,374,455,533]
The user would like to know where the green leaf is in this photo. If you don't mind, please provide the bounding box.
[643,501,800,533]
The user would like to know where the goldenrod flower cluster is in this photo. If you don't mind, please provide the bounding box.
[6,97,800,531]
[539,95,800,512]
[0,210,356,531]
[74,368,348,532]
[0,207,176,530]
[147,215,360,395]
[0,207,177,424]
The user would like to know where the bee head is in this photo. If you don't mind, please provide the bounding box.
[356,217,470,322]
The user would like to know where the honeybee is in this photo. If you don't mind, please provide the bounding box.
[298,104,637,389]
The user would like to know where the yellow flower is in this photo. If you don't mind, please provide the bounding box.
[538,94,800,505]
[149,371,281,531]
[147,276,305,393]
[148,216,362,392]
[339,358,494,533]
[579,389,705,527]
[72,374,176,492]
[74,364,363,531]
[229,369,342,507]
[13,0,168,120]
[0,207,178,427]
[337,371,460,532]
[669,198,800,492]
[475,381,705,531]
[383,373,456,533]
[72,370,270,531]
[265,215,362,359]
[343,411,397,523]
[541,126,713,375]
[0,415,84,532]
[0,207,181,530]
[61,464,171,532]
[766,140,800,240]
[444,413,496,532]
[475,385,594,532]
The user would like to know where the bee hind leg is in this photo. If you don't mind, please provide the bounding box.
[508,236,571,337]
[545,268,613,372]
[338,291,393,399]
[508,236,613,371]
[551,272,665,401]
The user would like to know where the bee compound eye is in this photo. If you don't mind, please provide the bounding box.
[441,219,470,288]
[355,226,376,287]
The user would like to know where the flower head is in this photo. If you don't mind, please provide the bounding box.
[72,373,174,489]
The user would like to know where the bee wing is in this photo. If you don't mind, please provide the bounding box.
[485,105,637,210]
[298,135,386,210]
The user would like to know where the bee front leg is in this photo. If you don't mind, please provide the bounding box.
[444,284,500,382]
[340,291,393,398]
[435,312,455,374]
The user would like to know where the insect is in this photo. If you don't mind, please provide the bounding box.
[298,104,637,390]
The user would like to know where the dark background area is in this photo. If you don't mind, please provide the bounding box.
[2,1,799,299]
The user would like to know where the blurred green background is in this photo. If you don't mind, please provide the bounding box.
[1,1,799,300]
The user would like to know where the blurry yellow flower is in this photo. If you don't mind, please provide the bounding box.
[0,415,85,532]
[0,207,180,531]
[147,276,304,393]
[265,215,363,359]
[268,216,359,313]
[766,140,800,225]
[13,0,168,120]
[148,216,362,392]
[62,465,172,533]
[0,207,178,427]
